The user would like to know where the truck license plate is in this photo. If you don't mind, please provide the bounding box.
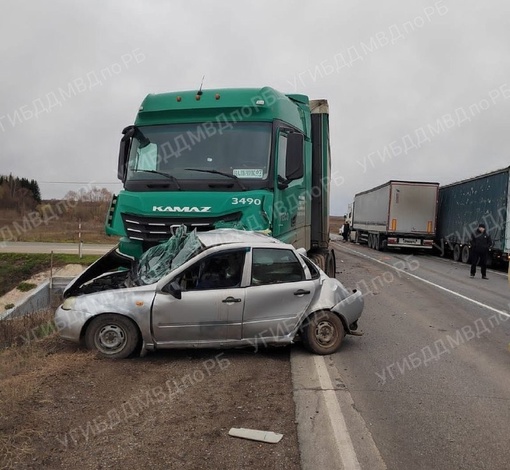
[401,238,420,245]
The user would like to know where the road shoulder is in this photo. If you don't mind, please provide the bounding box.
[291,347,386,470]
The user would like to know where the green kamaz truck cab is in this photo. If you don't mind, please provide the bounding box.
[106,87,336,276]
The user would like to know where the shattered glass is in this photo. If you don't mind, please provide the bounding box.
[136,226,204,285]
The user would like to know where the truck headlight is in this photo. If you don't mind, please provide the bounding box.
[61,297,77,311]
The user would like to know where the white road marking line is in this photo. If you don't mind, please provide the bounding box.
[313,355,361,470]
[337,244,510,319]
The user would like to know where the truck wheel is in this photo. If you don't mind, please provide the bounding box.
[453,244,461,262]
[374,235,380,251]
[461,245,470,263]
[309,253,325,271]
[380,238,388,252]
[325,250,336,277]
[368,234,373,249]
[85,314,140,359]
[302,311,345,355]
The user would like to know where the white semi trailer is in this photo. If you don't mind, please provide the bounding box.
[351,180,439,251]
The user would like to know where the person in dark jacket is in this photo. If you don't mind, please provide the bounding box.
[470,223,492,279]
[342,221,350,242]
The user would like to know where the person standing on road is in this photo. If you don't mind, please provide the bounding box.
[470,223,492,279]
[342,221,350,242]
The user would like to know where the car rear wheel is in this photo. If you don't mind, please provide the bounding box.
[302,311,345,355]
[85,314,140,359]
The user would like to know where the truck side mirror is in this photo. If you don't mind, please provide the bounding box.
[117,126,135,182]
[285,133,304,181]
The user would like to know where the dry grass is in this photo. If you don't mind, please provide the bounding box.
[0,429,42,470]
[0,310,56,350]
[0,313,92,469]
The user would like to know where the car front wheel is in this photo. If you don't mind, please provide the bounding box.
[302,311,345,355]
[85,314,140,359]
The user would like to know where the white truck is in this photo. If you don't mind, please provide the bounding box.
[350,180,439,251]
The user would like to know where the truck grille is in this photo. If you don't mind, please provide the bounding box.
[121,212,243,243]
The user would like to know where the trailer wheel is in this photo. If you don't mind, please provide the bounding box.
[453,244,461,261]
[374,235,380,251]
[302,311,345,355]
[368,234,373,249]
[380,238,388,252]
[461,245,470,263]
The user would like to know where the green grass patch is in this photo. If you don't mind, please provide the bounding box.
[17,282,37,292]
[0,253,99,297]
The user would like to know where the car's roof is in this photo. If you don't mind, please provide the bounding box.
[196,229,283,248]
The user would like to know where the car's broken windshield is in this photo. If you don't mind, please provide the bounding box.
[136,226,204,285]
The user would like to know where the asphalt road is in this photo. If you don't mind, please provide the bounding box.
[328,240,510,470]
[0,241,116,255]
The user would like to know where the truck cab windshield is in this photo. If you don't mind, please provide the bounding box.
[126,122,272,189]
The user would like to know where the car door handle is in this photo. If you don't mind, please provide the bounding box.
[222,296,242,303]
[294,289,310,296]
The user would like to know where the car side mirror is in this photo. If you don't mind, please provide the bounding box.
[163,281,182,299]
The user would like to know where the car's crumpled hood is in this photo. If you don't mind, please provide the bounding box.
[63,247,132,297]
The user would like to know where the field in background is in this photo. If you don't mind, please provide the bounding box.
[329,216,344,236]
[0,196,116,244]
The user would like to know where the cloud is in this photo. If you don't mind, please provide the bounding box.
[1,0,509,216]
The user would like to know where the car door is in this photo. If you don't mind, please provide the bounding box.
[242,247,316,340]
[151,249,246,345]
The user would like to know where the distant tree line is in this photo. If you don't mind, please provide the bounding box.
[0,175,113,223]
[0,174,41,212]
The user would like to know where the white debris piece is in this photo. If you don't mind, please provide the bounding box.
[228,427,283,444]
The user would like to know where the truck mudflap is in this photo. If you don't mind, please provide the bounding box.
[331,290,364,334]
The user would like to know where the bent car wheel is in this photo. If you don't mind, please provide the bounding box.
[85,314,140,359]
[302,311,345,355]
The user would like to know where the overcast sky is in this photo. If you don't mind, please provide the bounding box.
[1,0,509,215]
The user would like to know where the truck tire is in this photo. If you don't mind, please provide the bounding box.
[325,250,336,277]
[453,244,461,262]
[380,238,388,252]
[309,253,326,271]
[374,235,380,251]
[368,234,373,249]
[85,314,140,359]
[301,311,345,355]
[461,245,470,263]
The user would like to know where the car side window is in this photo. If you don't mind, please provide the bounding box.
[174,250,245,291]
[251,248,304,286]
[300,255,321,279]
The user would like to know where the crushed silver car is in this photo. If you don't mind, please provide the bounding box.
[55,228,364,359]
